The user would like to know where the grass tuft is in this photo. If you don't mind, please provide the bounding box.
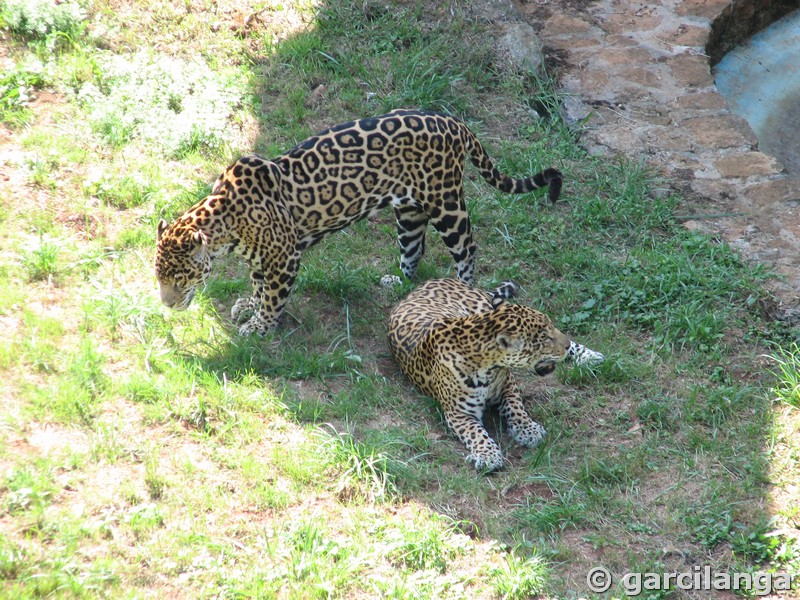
[490,548,550,600]
[0,58,47,126]
[322,428,399,503]
[22,237,61,282]
[770,343,800,408]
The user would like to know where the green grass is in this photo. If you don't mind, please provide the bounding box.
[21,237,61,281]
[490,549,550,599]
[771,343,800,408]
[1,0,86,40]
[0,59,46,126]
[0,0,798,597]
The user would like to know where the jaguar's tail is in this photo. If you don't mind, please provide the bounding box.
[489,280,519,308]
[566,341,605,367]
[465,130,562,203]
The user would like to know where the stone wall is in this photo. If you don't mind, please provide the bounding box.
[707,0,800,65]
[507,0,800,309]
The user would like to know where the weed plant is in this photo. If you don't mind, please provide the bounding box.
[1,0,86,40]
[770,343,800,407]
[76,51,247,157]
[0,60,46,126]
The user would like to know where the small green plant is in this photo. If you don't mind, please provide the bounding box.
[490,548,550,600]
[85,172,158,209]
[22,237,61,281]
[0,535,28,580]
[0,60,46,126]
[144,453,167,500]
[770,343,800,408]
[83,285,163,340]
[115,226,153,249]
[19,310,63,372]
[26,153,61,189]
[2,462,55,515]
[656,299,725,353]
[512,493,586,534]
[298,260,377,303]
[323,430,398,503]
[274,31,338,75]
[580,455,636,488]
[689,510,734,549]
[28,338,109,424]
[686,384,754,428]
[731,518,800,568]
[125,503,164,536]
[636,396,675,431]
[385,44,466,114]
[271,519,362,595]
[68,338,108,401]
[386,518,461,573]
[90,423,126,464]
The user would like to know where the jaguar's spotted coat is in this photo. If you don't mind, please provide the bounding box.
[155,109,562,335]
[388,278,604,472]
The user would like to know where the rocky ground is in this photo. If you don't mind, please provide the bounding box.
[482,0,800,321]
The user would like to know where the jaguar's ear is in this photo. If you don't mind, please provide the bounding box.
[496,333,524,352]
[157,219,168,242]
[189,230,210,258]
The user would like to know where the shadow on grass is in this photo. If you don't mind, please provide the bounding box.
[174,1,799,596]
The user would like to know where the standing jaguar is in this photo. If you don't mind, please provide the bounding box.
[155,109,563,335]
[388,278,604,472]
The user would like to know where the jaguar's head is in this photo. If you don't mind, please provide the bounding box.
[155,219,212,311]
[491,303,571,374]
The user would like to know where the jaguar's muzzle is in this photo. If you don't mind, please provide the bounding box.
[533,360,557,376]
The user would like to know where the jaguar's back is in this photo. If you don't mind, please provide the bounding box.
[387,278,569,394]
[250,109,562,254]
[387,277,497,358]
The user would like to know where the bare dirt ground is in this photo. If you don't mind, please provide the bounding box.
[476,0,800,321]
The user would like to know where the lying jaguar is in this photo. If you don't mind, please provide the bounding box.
[155,109,562,335]
[388,278,604,472]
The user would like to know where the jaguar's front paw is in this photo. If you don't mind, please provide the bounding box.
[465,444,505,473]
[231,297,254,323]
[238,314,275,337]
[510,420,546,448]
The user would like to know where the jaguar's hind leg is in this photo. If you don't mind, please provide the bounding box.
[430,190,477,285]
[394,203,428,279]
